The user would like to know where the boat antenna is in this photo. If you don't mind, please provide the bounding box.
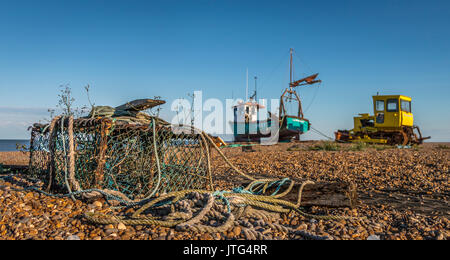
[254,76,257,101]
[246,68,249,101]
[250,76,257,100]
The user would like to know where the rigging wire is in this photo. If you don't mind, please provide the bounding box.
[290,49,322,115]
[258,49,291,95]
[310,126,335,141]
[292,49,315,75]
[303,82,321,114]
[310,125,346,143]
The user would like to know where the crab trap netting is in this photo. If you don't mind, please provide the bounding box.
[29,116,213,200]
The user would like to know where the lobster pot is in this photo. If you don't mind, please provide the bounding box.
[29,117,212,200]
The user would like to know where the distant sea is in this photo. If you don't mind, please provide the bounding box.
[0,140,29,152]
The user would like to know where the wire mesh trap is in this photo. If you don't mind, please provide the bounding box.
[29,115,213,200]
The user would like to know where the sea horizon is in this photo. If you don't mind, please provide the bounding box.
[0,139,29,152]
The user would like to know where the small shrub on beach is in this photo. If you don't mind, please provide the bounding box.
[287,145,303,151]
[436,144,449,150]
[349,141,368,151]
[308,141,341,151]
[347,142,394,151]
[374,145,392,151]
[0,164,10,174]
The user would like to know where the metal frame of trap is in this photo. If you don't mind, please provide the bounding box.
[28,116,213,201]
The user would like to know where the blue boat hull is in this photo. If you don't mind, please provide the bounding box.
[232,116,310,142]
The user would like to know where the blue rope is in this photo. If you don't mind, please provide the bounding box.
[231,186,253,194]
[213,178,292,213]
[268,178,291,196]
[247,177,291,196]
[212,190,232,213]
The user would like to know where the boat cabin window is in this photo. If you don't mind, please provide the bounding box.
[401,100,411,113]
[387,99,399,112]
[375,100,385,111]
[246,106,250,114]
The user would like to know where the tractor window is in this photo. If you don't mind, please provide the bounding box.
[376,113,384,124]
[401,100,411,113]
[375,100,385,111]
[387,99,398,112]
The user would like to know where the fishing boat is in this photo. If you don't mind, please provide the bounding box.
[231,48,321,143]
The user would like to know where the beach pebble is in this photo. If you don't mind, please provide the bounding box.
[92,201,103,209]
[66,235,81,240]
[117,223,127,231]
[367,235,380,240]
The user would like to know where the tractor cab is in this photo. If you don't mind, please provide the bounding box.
[372,95,413,130]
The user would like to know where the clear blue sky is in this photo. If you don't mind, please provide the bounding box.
[0,0,449,141]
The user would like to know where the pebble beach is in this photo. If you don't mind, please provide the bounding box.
[0,141,448,240]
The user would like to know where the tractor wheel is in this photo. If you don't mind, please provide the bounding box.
[389,131,409,146]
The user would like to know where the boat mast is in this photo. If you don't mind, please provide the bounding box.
[280,48,303,119]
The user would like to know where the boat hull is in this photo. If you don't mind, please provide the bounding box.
[231,116,310,142]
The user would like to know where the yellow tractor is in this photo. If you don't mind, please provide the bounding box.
[335,95,430,145]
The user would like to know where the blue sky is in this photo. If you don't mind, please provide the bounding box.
[0,0,449,141]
